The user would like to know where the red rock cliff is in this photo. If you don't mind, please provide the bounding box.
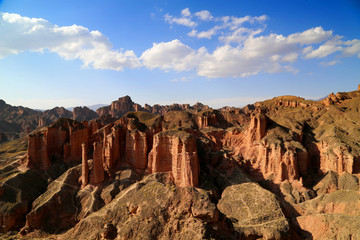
[26,119,88,169]
[222,113,307,183]
[317,141,355,174]
[147,131,199,187]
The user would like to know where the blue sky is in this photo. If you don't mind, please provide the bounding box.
[0,0,360,109]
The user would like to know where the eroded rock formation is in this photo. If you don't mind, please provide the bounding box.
[81,143,89,186]
[25,119,88,169]
[148,131,199,187]
[3,85,360,239]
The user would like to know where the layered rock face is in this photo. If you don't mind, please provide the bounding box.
[221,113,307,183]
[25,119,88,169]
[148,131,199,187]
[26,113,200,188]
[81,143,89,186]
[316,142,355,174]
[90,142,105,184]
[125,129,148,171]
[273,96,316,108]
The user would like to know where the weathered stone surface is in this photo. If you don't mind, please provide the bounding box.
[0,170,47,232]
[298,190,360,216]
[338,171,358,190]
[75,186,104,221]
[313,171,338,195]
[296,214,360,240]
[22,165,81,233]
[279,180,314,204]
[61,174,227,240]
[217,183,289,239]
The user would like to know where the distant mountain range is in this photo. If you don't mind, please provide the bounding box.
[0,96,210,143]
[1,90,350,144]
[66,104,107,111]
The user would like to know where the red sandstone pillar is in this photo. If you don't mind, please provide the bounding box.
[91,142,104,184]
[81,143,89,186]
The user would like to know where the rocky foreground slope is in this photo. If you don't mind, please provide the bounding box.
[1,87,360,239]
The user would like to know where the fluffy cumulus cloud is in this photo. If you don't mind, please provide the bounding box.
[286,27,333,44]
[194,10,213,21]
[0,12,140,70]
[153,8,360,78]
[2,9,360,78]
[140,39,206,71]
[141,25,343,78]
[164,8,197,27]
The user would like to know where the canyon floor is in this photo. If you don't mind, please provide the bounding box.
[1,87,360,239]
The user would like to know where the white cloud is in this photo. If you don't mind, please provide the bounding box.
[219,28,263,44]
[188,29,197,37]
[192,26,220,39]
[181,8,191,17]
[241,33,300,58]
[140,39,206,71]
[304,43,342,59]
[282,52,298,62]
[164,13,197,28]
[286,27,332,44]
[302,46,313,54]
[197,44,295,78]
[194,10,213,21]
[228,15,267,30]
[342,39,360,57]
[230,16,251,26]
[140,24,352,78]
[170,76,192,82]
[253,15,268,22]
[2,9,360,80]
[320,60,340,66]
[0,12,140,70]
[197,29,217,39]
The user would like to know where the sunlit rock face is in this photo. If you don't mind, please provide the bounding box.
[4,85,360,239]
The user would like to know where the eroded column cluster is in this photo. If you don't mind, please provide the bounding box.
[78,120,199,188]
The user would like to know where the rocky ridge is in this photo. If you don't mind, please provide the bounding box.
[0,96,210,144]
[96,95,210,118]
[1,87,360,239]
